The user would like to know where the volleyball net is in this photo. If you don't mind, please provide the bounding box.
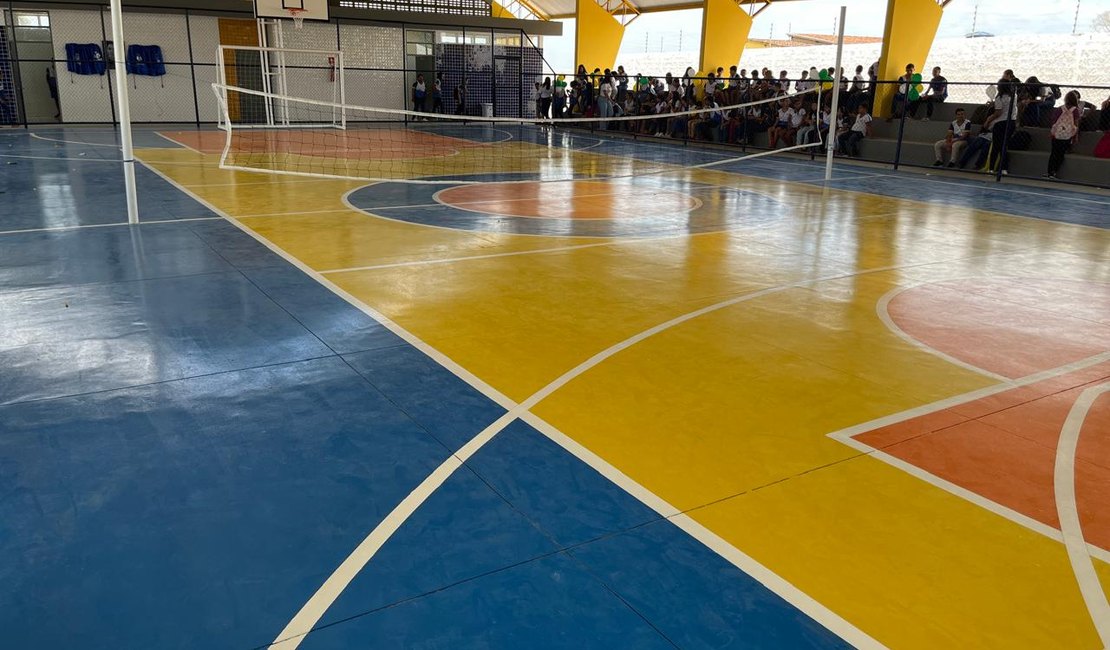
[212,81,824,184]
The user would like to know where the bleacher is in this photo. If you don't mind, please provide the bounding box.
[854,101,1110,187]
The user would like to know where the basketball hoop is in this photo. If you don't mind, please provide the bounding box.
[286,7,306,29]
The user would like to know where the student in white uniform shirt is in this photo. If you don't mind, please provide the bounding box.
[838,103,872,158]
[933,107,972,167]
[768,98,796,149]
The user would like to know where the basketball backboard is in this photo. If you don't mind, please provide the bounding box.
[254,0,330,21]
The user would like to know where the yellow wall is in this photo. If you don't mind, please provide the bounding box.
[699,0,753,76]
[874,0,944,118]
[574,0,626,73]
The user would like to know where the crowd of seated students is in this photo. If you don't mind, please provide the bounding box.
[534,63,886,154]
[534,62,1110,176]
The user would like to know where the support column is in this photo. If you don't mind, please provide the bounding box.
[574,0,625,73]
[699,0,753,77]
[874,0,944,118]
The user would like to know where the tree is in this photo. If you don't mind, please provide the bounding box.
[1094,11,1110,33]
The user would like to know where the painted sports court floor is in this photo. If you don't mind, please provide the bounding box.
[1,125,1108,649]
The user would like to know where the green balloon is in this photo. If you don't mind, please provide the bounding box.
[818,70,831,81]
[908,72,924,101]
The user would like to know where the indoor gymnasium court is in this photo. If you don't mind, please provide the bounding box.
[1,1,1109,649]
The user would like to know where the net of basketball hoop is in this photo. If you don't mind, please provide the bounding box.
[286,7,305,29]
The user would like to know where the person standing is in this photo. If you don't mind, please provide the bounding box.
[539,77,552,119]
[453,78,467,115]
[431,73,444,114]
[984,80,1018,174]
[598,72,615,128]
[1045,91,1081,179]
[552,76,566,119]
[411,74,427,116]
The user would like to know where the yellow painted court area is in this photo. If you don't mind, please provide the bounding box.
[140,144,1110,649]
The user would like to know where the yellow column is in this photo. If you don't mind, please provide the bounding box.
[699,0,753,77]
[574,0,625,73]
[874,0,944,118]
[491,1,514,18]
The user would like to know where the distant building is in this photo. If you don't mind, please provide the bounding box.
[748,33,884,49]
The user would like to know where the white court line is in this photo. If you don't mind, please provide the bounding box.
[876,284,1012,383]
[0,216,220,236]
[811,163,1110,207]
[0,153,121,163]
[155,131,202,154]
[1054,383,1110,645]
[827,351,1110,566]
[179,177,349,188]
[428,184,703,221]
[29,132,121,147]
[321,241,620,274]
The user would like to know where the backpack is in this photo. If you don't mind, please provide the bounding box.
[1051,107,1078,140]
[1095,132,1110,159]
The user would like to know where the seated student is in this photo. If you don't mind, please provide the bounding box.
[817,104,833,144]
[796,101,819,145]
[911,67,947,120]
[934,107,973,167]
[889,63,915,122]
[671,103,693,138]
[838,104,872,158]
[728,105,768,145]
[785,97,807,145]
[957,125,993,170]
[768,98,796,149]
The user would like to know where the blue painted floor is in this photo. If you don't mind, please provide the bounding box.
[1,127,1107,648]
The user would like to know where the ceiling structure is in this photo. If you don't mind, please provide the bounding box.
[540,0,805,21]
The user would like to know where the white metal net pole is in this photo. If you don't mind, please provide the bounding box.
[825,5,847,182]
[109,0,139,224]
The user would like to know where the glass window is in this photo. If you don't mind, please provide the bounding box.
[15,12,50,27]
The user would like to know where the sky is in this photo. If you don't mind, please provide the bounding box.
[543,0,1110,71]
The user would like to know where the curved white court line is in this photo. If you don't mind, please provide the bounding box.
[1054,382,1110,646]
[876,284,1013,384]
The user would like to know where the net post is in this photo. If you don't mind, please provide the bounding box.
[109,0,139,225]
[825,5,847,182]
[338,51,347,129]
